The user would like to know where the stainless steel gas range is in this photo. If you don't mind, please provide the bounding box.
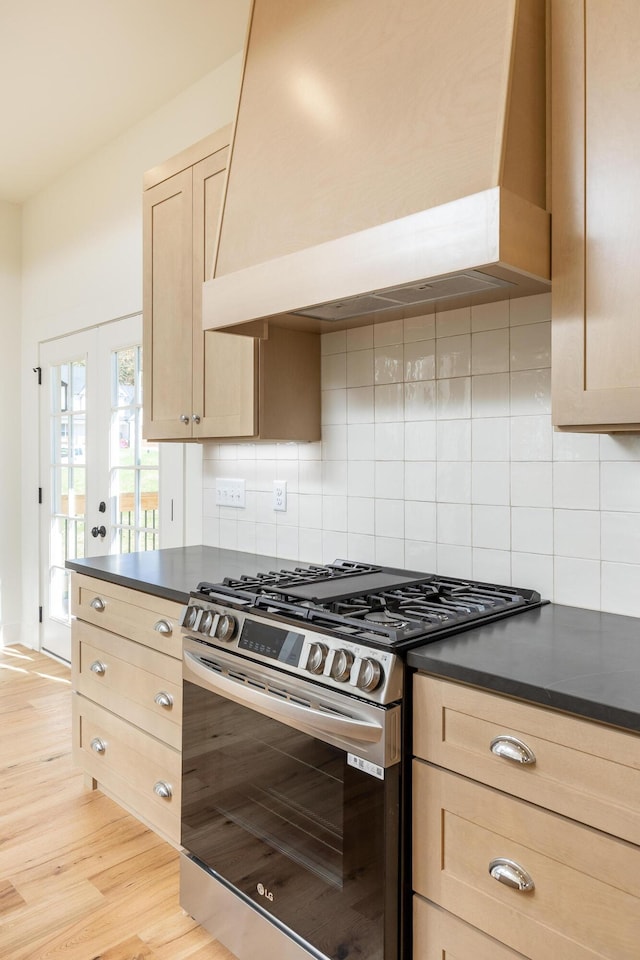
[179,560,543,960]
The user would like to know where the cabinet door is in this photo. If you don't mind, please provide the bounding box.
[192,149,257,439]
[552,0,640,430]
[143,169,195,440]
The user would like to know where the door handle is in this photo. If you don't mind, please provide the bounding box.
[91,525,107,538]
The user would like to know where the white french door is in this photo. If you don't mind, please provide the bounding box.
[38,315,169,662]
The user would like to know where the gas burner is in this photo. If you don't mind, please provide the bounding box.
[364,610,410,627]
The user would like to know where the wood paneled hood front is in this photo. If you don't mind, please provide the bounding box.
[203,0,549,336]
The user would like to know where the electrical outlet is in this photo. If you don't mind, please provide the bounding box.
[215,478,246,508]
[273,480,287,512]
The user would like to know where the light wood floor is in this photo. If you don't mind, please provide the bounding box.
[0,644,236,960]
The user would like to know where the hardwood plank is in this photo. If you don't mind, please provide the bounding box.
[0,880,25,915]
[0,645,236,960]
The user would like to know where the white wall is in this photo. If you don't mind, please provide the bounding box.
[202,293,640,619]
[19,54,243,643]
[0,200,22,643]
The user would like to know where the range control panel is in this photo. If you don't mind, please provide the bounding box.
[180,598,403,706]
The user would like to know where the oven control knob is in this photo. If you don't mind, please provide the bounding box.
[183,605,200,629]
[331,648,354,682]
[356,657,383,693]
[306,642,328,675]
[215,614,238,642]
[199,610,214,635]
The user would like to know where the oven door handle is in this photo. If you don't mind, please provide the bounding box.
[184,652,383,745]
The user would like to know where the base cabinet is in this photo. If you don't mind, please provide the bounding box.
[413,899,526,960]
[412,675,640,960]
[71,573,183,844]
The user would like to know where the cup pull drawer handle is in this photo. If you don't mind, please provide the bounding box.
[154,691,173,709]
[153,780,172,799]
[90,597,105,612]
[153,620,172,636]
[90,737,107,754]
[90,660,106,676]
[489,858,535,892]
[490,735,536,765]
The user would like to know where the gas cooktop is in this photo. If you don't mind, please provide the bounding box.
[193,559,544,650]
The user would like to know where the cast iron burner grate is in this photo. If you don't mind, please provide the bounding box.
[195,562,543,649]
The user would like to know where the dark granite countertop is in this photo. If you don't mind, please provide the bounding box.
[66,546,301,605]
[67,549,640,734]
[407,602,640,733]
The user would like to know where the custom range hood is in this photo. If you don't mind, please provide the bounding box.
[204,0,549,335]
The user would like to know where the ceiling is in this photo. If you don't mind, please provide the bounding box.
[0,0,251,203]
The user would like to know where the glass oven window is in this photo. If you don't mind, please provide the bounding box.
[182,680,400,960]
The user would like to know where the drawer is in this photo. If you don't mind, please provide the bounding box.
[72,694,181,844]
[413,674,640,845]
[413,763,640,960]
[413,898,526,960]
[71,573,183,658]
[72,620,182,749]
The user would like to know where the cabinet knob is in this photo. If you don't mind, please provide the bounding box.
[90,660,106,676]
[90,737,107,754]
[89,597,105,612]
[191,413,201,424]
[489,858,535,893]
[153,620,172,636]
[154,691,173,709]
[153,780,172,799]
[179,414,190,424]
[490,735,536,765]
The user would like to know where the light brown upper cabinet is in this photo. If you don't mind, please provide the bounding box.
[143,128,320,442]
[552,0,640,431]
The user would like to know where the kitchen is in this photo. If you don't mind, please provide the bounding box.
[1,1,640,959]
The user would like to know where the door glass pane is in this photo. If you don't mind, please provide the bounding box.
[111,345,159,553]
[48,356,87,625]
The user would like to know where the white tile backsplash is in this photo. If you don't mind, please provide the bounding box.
[601,511,640,563]
[471,299,510,332]
[375,460,404,499]
[554,556,601,610]
[346,324,374,351]
[347,423,375,460]
[510,461,552,507]
[201,293,640,617]
[375,499,405,538]
[404,313,436,342]
[509,321,551,372]
[404,340,436,381]
[472,462,511,505]
[553,509,600,560]
[375,422,404,461]
[436,419,471,461]
[347,348,374,387]
[601,562,640,617]
[437,503,471,545]
[375,383,404,421]
[404,380,436,420]
[404,461,437,501]
[436,334,471,379]
[436,305,471,337]
[348,460,375,497]
[471,328,510,375]
[436,377,471,419]
[374,318,404,346]
[374,344,403,384]
[472,373,510,417]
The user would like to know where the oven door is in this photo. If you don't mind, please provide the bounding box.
[181,640,401,960]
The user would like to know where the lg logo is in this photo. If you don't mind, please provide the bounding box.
[256,882,275,902]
